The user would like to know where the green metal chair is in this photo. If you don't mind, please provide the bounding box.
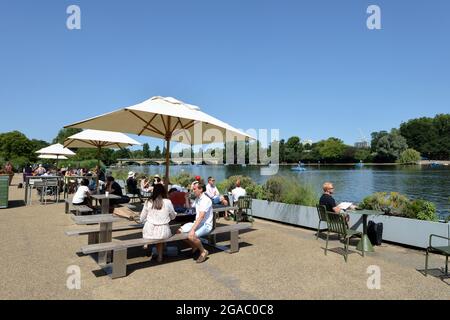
[236,196,253,223]
[325,211,363,262]
[425,234,450,276]
[316,205,328,240]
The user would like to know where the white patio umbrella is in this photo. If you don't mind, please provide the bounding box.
[36,143,76,169]
[63,129,142,189]
[65,96,254,187]
[38,154,69,160]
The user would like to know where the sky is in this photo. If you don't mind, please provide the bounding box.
[1,0,449,149]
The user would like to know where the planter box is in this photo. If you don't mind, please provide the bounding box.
[0,175,9,209]
[251,199,450,249]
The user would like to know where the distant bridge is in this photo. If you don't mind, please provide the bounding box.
[116,158,220,166]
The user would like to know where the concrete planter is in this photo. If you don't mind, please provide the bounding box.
[252,199,450,249]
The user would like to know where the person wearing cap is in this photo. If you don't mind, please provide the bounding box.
[126,171,139,195]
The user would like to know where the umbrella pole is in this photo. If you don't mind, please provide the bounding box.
[165,138,170,191]
[97,146,101,192]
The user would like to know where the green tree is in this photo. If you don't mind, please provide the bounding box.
[398,148,421,164]
[374,131,408,162]
[142,143,151,158]
[355,149,371,162]
[155,146,162,158]
[0,131,34,160]
[370,131,388,153]
[53,128,82,144]
[315,138,346,162]
[285,136,303,163]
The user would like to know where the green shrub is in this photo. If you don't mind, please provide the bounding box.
[405,199,438,221]
[360,192,437,221]
[264,176,285,202]
[170,172,196,188]
[263,176,318,206]
[398,148,421,164]
[217,175,265,199]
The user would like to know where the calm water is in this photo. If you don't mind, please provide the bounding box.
[118,164,450,217]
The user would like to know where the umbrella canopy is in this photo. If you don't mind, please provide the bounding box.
[65,96,254,186]
[36,143,76,170]
[63,129,141,149]
[36,143,76,157]
[38,154,68,160]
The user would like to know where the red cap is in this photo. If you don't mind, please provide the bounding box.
[195,175,201,181]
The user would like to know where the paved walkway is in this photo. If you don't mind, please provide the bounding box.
[0,174,449,299]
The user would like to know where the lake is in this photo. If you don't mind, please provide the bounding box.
[115,164,450,218]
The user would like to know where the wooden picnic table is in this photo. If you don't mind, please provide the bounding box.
[72,214,123,265]
[90,194,121,215]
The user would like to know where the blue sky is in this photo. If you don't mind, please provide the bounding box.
[1,0,449,149]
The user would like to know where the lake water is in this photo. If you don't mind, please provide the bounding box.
[118,164,450,218]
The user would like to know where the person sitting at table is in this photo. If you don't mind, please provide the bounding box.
[139,184,177,263]
[231,179,246,205]
[319,182,354,224]
[205,176,229,219]
[126,171,139,195]
[177,182,212,263]
[105,176,130,209]
[140,175,152,193]
[168,187,190,213]
[72,178,92,208]
[35,164,46,176]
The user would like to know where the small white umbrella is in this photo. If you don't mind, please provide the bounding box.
[65,96,254,187]
[64,129,141,189]
[36,143,76,169]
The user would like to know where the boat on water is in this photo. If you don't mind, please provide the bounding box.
[291,162,306,171]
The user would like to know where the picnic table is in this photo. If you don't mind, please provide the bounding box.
[63,175,96,199]
[90,194,121,214]
[72,214,123,265]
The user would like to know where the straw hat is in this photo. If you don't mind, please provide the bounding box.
[128,171,135,178]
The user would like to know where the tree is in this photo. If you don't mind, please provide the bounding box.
[142,143,151,158]
[398,148,421,164]
[285,136,303,163]
[154,146,162,158]
[399,114,450,160]
[0,131,34,161]
[370,131,388,152]
[315,138,346,162]
[375,131,408,162]
[355,149,371,162]
[53,128,82,144]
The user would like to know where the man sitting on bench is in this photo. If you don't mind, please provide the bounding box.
[177,182,212,263]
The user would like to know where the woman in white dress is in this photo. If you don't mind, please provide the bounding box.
[139,184,177,262]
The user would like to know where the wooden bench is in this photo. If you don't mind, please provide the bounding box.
[65,199,94,215]
[65,223,144,245]
[80,223,252,279]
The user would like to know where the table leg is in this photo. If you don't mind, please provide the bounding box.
[97,222,112,265]
[356,214,374,253]
[101,198,110,215]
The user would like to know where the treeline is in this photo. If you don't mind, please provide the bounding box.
[0,129,164,170]
[1,114,448,169]
[278,113,450,163]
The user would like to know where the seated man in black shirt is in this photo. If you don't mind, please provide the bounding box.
[319,182,350,223]
[126,171,139,195]
[105,176,130,208]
